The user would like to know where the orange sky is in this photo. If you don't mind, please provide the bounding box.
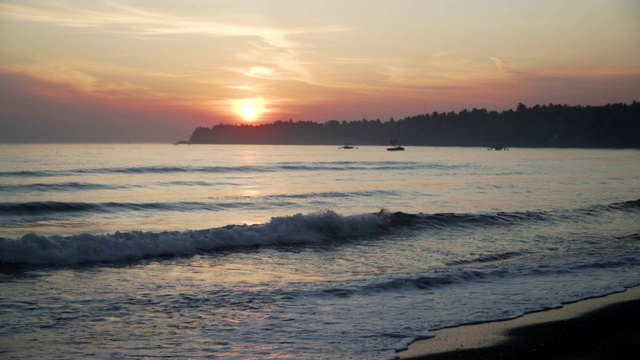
[1,0,639,142]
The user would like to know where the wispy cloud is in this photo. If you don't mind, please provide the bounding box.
[0,2,350,48]
[491,57,510,71]
[246,66,276,78]
[0,61,172,100]
[0,1,355,100]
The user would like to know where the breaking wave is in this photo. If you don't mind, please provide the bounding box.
[0,210,388,265]
[1,200,637,265]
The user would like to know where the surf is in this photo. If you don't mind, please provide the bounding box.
[2,200,637,265]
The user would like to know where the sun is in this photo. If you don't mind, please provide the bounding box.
[234,98,265,122]
[241,104,259,121]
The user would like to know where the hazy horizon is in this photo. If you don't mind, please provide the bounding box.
[1,0,639,143]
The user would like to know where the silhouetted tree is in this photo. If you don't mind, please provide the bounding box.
[186,102,640,148]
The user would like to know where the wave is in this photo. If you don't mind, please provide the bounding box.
[0,161,467,178]
[605,199,640,212]
[322,250,639,298]
[265,189,400,200]
[0,181,248,194]
[276,161,460,172]
[367,270,488,292]
[320,268,507,300]
[2,200,637,265]
[0,166,268,178]
[0,210,389,265]
[403,211,549,229]
[0,182,128,193]
[0,201,291,216]
[0,207,535,265]
[399,199,639,230]
[0,191,399,217]
[444,251,526,266]
[0,201,547,223]
[0,184,399,196]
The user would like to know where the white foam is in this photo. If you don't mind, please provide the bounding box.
[0,210,389,265]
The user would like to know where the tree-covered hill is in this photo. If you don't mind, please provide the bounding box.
[187,102,640,148]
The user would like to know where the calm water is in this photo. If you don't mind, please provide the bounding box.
[1,144,639,359]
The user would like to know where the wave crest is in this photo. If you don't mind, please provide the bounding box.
[0,210,389,265]
[2,199,637,265]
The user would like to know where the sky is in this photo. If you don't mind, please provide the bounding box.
[1,0,639,142]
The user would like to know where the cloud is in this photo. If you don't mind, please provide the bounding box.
[0,2,349,49]
[0,61,168,100]
[0,1,353,95]
[491,57,510,71]
[247,66,275,78]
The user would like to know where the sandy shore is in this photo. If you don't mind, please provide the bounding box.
[399,286,640,360]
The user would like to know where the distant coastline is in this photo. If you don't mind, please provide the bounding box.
[184,102,639,148]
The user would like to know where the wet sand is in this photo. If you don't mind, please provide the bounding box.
[399,286,640,360]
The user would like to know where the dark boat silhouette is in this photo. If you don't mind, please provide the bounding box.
[339,144,357,149]
[387,140,405,151]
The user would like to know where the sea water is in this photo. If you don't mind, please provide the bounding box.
[1,144,639,359]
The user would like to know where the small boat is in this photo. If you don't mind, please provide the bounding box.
[487,146,509,151]
[387,140,405,151]
[339,144,357,149]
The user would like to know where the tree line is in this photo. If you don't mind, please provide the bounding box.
[186,102,640,147]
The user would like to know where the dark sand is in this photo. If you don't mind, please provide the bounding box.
[399,287,640,360]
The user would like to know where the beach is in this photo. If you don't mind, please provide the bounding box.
[399,286,640,359]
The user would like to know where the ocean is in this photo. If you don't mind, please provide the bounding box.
[1,143,639,359]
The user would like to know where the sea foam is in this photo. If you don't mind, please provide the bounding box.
[0,210,389,265]
[2,200,637,265]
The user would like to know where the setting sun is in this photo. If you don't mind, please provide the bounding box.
[240,105,258,121]
[234,98,265,122]
[1,0,638,141]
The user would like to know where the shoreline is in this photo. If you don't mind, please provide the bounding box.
[399,286,640,359]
